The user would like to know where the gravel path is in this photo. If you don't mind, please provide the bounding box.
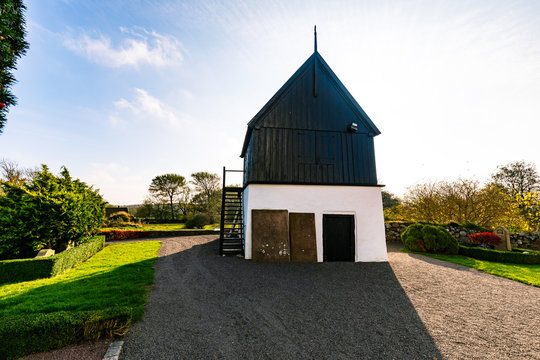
[21,340,109,360]
[388,243,540,359]
[119,236,539,360]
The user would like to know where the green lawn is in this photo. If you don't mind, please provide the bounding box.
[402,249,540,287]
[102,223,220,231]
[0,241,161,320]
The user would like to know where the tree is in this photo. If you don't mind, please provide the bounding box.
[190,172,221,221]
[0,0,30,133]
[135,198,155,219]
[0,158,25,185]
[491,161,539,198]
[148,174,186,221]
[515,192,540,231]
[0,165,106,259]
[381,190,400,209]
[177,186,192,216]
[401,179,522,228]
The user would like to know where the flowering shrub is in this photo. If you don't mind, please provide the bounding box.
[468,232,501,246]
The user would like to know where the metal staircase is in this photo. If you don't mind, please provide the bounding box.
[219,168,244,256]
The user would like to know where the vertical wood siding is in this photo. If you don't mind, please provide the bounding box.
[243,55,379,186]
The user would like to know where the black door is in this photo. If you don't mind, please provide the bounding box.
[323,214,355,261]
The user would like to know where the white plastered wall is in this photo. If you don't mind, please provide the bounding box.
[243,184,388,262]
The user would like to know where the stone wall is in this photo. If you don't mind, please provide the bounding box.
[384,222,540,250]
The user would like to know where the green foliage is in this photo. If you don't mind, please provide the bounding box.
[0,307,132,360]
[149,173,186,221]
[0,165,106,259]
[460,221,490,232]
[0,241,161,358]
[0,236,105,284]
[458,246,540,265]
[185,213,212,229]
[401,224,425,252]
[382,190,400,209]
[401,224,458,254]
[0,0,29,133]
[190,171,221,221]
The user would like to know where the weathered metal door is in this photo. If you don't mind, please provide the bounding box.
[323,214,354,261]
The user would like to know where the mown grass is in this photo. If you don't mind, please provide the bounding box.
[0,241,161,321]
[401,248,540,287]
[102,223,220,231]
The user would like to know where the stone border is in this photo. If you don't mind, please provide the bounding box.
[103,340,123,360]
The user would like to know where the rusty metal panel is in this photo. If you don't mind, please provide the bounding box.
[289,213,317,262]
[251,210,290,262]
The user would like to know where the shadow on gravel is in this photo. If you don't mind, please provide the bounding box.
[121,238,443,360]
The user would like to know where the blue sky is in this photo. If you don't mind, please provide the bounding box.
[1,0,540,204]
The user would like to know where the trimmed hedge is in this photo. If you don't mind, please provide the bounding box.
[459,245,540,265]
[0,235,105,284]
[0,307,131,360]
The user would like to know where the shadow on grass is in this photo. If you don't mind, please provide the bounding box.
[121,237,443,360]
[0,252,159,359]
[0,257,158,321]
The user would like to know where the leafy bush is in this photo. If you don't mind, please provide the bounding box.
[459,246,540,265]
[185,213,211,229]
[0,165,106,259]
[468,232,501,246]
[401,224,459,254]
[0,307,131,359]
[0,236,105,284]
[108,211,132,222]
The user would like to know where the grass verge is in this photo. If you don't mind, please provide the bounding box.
[401,248,540,287]
[0,241,161,359]
[0,235,105,284]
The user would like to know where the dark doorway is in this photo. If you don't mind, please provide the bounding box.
[323,214,355,261]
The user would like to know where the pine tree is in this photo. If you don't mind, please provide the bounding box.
[0,0,29,133]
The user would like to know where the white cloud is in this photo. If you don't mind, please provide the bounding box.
[110,88,192,128]
[63,27,183,67]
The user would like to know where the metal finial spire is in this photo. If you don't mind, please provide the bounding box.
[314,25,317,52]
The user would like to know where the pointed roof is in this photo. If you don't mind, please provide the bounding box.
[240,50,380,158]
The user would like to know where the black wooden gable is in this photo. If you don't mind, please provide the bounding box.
[241,50,381,186]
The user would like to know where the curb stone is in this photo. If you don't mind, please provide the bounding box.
[103,340,123,360]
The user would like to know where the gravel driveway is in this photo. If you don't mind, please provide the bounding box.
[120,236,539,360]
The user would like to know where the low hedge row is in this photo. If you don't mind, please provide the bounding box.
[100,229,217,241]
[458,245,540,265]
[0,307,132,359]
[0,235,105,284]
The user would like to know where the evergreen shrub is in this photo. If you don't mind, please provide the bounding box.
[0,165,106,259]
[185,213,211,229]
[402,224,459,254]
